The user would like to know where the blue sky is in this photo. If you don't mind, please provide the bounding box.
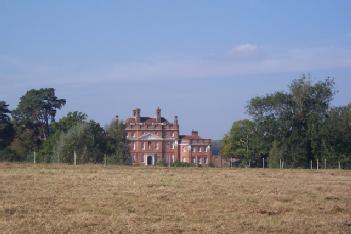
[1,0,351,139]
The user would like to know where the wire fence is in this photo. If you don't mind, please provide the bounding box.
[211,156,351,170]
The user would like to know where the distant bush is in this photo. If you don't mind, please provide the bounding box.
[156,160,168,167]
[0,148,21,162]
[171,161,192,167]
[53,122,105,164]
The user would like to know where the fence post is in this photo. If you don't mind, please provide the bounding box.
[324,158,326,169]
[316,159,319,170]
[104,154,106,166]
[263,158,265,169]
[168,155,171,168]
[33,151,36,164]
[310,160,312,170]
[74,151,77,165]
[196,156,198,168]
[248,160,250,168]
[338,161,341,170]
[279,159,281,169]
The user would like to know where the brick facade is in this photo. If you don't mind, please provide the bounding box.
[126,108,212,166]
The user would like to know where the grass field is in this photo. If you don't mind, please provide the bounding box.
[0,163,350,233]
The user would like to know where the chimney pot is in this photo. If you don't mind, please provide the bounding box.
[156,107,161,123]
[174,115,178,125]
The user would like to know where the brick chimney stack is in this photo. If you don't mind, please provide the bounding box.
[133,108,141,122]
[174,115,178,125]
[192,130,198,136]
[156,107,161,123]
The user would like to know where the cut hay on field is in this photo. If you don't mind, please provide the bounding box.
[0,164,350,233]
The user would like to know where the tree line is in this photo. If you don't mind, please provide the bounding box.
[1,77,350,168]
[0,88,131,164]
[221,76,351,168]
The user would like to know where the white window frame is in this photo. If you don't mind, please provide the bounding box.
[141,142,145,150]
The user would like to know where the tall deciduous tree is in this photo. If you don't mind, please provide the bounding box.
[221,119,262,165]
[52,111,88,133]
[105,117,131,164]
[246,76,335,167]
[54,120,106,164]
[269,140,281,168]
[0,101,14,149]
[39,111,88,162]
[321,104,351,167]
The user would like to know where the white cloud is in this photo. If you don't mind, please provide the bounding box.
[228,43,258,57]
[1,45,351,86]
[87,45,351,82]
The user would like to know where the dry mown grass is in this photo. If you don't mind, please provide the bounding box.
[0,163,350,233]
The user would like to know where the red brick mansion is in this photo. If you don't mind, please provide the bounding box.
[125,108,212,166]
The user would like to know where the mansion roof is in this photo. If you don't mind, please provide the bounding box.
[126,117,168,124]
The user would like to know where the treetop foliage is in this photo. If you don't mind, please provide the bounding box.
[222,76,351,168]
[0,101,14,149]
[0,88,130,164]
[1,78,350,169]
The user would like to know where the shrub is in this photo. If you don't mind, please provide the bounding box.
[0,148,20,162]
[171,161,192,167]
